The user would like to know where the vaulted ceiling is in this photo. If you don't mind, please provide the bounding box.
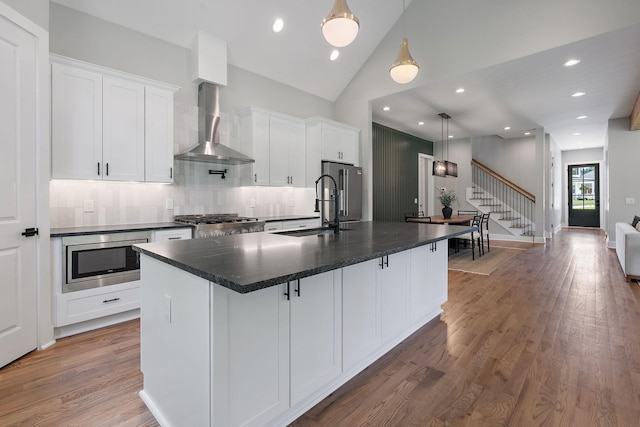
[51,0,640,151]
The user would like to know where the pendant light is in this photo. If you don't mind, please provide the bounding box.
[432,114,447,177]
[441,113,458,177]
[390,0,419,84]
[321,0,360,47]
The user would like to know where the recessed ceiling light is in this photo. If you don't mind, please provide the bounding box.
[524,132,531,136]
[329,50,339,61]
[448,135,453,138]
[504,126,511,130]
[573,132,582,136]
[577,115,587,120]
[382,106,390,111]
[455,88,465,93]
[563,59,581,67]
[418,121,424,126]
[272,18,284,33]
[572,92,586,97]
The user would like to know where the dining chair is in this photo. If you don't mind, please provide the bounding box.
[404,212,417,222]
[455,215,482,260]
[480,212,491,255]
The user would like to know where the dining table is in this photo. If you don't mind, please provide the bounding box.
[406,214,475,225]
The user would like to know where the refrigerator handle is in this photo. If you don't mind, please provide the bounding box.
[344,169,349,217]
[339,169,345,216]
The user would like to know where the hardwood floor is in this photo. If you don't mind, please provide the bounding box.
[2,228,639,426]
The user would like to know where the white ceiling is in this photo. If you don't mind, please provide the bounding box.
[51,0,640,151]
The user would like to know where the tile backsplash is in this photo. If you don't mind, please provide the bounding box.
[50,162,317,228]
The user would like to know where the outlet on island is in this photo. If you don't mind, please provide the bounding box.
[83,199,94,213]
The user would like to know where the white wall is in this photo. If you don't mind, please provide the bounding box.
[548,135,563,233]
[607,118,640,241]
[471,135,537,191]
[335,0,640,221]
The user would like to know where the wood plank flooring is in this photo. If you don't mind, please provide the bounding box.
[2,228,639,426]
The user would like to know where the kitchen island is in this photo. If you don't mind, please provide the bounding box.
[134,221,473,427]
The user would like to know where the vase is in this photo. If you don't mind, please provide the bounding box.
[442,206,453,219]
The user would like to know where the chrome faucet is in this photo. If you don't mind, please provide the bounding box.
[314,174,340,234]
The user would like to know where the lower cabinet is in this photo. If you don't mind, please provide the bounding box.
[410,241,447,322]
[139,239,449,427]
[212,270,342,427]
[342,259,380,371]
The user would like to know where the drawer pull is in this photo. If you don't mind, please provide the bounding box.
[168,237,181,240]
[103,297,121,304]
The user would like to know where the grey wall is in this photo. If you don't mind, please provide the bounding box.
[471,135,537,192]
[2,0,48,30]
[607,118,640,241]
[372,123,433,222]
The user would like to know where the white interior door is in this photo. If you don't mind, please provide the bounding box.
[0,10,38,368]
[418,154,435,216]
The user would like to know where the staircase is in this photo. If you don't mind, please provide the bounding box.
[467,159,536,238]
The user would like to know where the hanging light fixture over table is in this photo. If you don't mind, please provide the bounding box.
[433,113,457,177]
[432,113,447,177]
[321,0,360,47]
[390,0,419,84]
[441,113,458,177]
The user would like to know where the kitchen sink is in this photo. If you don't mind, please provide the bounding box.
[276,227,352,237]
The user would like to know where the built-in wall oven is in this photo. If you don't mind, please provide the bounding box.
[62,231,151,293]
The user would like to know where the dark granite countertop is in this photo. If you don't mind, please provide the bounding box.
[133,221,475,294]
[50,222,194,238]
[259,215,321,222]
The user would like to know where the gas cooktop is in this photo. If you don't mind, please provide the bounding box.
[174,214,260,225]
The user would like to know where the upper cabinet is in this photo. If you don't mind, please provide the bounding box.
[51,56,178,183]
[306,117,360,185]
[238,107,306,187]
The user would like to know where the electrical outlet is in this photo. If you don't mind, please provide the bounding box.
[626,197,635,205]
[165,199,174,210]
[250,198,256,208]
[414,198,418,204]
[83,199,94,213]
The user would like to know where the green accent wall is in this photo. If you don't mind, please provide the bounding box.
[372,123,434,222]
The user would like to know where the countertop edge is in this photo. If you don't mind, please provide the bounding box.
[134,225,476,294]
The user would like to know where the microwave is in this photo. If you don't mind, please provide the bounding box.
[62,231,151,293]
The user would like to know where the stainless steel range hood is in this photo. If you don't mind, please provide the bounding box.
[175,82,254,165]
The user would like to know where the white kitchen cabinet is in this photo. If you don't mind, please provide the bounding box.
[145,86,175,183]
[51,55,178,182]
[410,241,447,323]
[239,108,270,186]
[102,76,145,181]
[281,218,321,231]
[342,258,381,371]
[264,221,284,232]
[51,63,103,180]
[378,251,411,345]
[306,117,360,185]
[238,107,306,187]
[290,271,342,406]
[213,283,290,427]
[269,114,306,187]
[152,227,192,241]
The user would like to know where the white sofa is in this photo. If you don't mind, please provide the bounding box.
[615,222,640,281]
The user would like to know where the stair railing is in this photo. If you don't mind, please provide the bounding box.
[471,159,536,238]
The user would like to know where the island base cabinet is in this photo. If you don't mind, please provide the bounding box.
[410,241,448,323]
[139,256,212,427]
[213,284,290,427]
[290,271,342,406]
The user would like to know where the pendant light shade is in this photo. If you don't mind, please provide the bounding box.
[445,160,458,177]
[321,0,359,47]
[390,38,419,84]
[432,160,446,177]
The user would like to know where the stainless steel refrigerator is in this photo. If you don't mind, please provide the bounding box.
[321,161,362,223]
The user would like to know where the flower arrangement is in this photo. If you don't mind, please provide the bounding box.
[437,189,457,208]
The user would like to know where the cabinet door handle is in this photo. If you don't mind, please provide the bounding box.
[103,297,121,304]
[284,282,290,300]
[379,257,385,269]
[97,162,101,176]
[295,279,301,297]
[254,173,257,183]
[106,163,109,176]
[168,237,181,240]
[170,167,173,179]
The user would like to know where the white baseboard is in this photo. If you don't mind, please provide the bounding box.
[53,309,140,339]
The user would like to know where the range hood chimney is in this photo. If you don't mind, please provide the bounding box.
[174,82,254,165]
